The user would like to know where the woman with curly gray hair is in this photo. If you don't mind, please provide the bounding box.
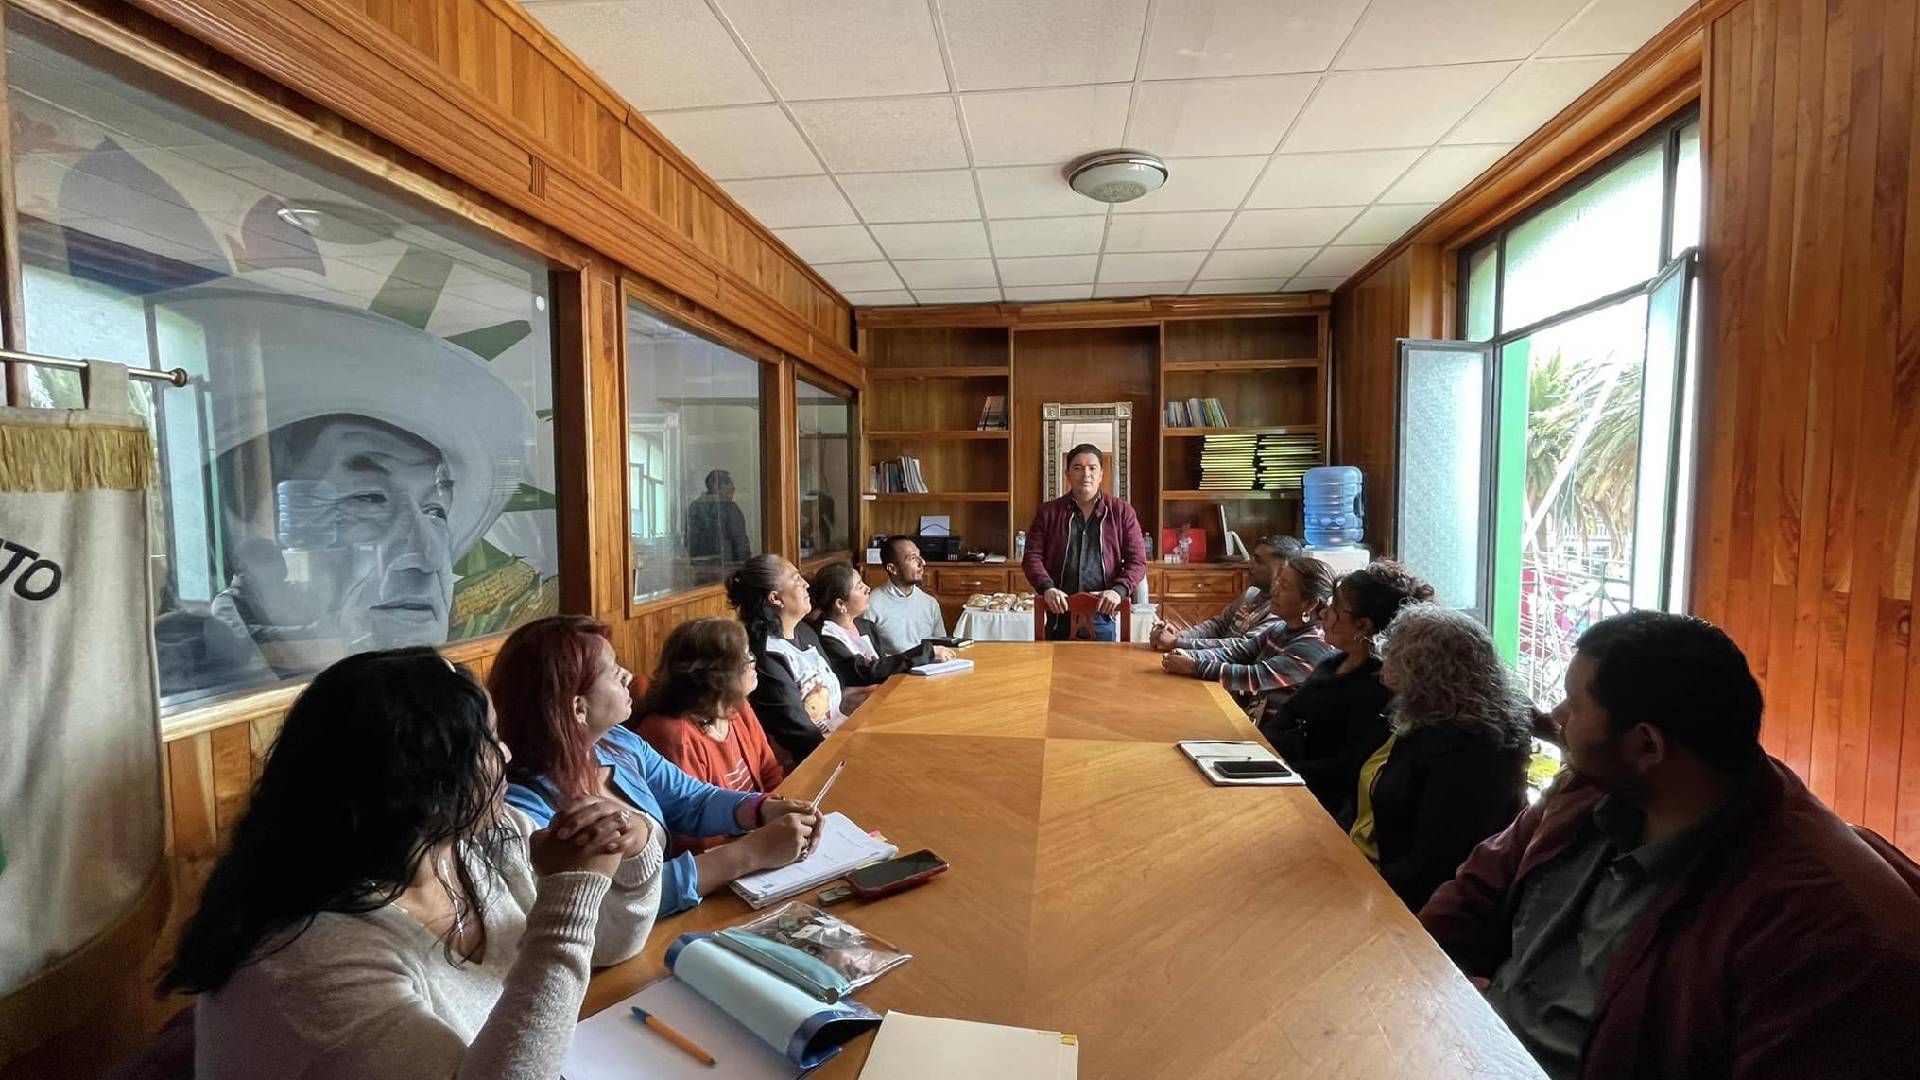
[1346,604,1533,911]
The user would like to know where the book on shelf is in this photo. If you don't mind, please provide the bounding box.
[976,394,1007,431]
[1193,431,1322,492]
[868,456,930,494]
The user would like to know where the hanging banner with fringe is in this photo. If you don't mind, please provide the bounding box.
[0,362,164,999]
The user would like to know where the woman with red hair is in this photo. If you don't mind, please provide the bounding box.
[493,615,820,917]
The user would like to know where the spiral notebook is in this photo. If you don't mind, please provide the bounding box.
[1175,740,1305,787]
[731,812,897,909]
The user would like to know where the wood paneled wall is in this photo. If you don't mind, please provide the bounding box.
[1331,247,1430,554]
[1691,0,1920,849]
[120,0,858,384]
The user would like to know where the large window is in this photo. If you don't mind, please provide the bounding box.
[625,300,765,603]
[796,378,852,559]
[10,15,559,710]
[1401,110,1700,707]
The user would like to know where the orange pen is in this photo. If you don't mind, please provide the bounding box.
[630,1007,716,1068]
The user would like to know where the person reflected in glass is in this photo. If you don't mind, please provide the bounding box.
[687,468,751,568]
[492,615,822,918]
[1020,443,1147,642]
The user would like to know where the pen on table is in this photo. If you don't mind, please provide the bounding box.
[630,1007,716,1067]
[808,760,846,813]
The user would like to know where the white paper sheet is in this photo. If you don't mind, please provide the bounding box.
[856,1012,1078,1080]
[731,812,896,908]
[563,978,801,1080]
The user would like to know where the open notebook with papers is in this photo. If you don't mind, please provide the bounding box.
[857,1012,1078,1079]
[731,812,897,909]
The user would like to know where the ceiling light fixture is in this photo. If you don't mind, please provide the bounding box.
[1067,150,1168,205]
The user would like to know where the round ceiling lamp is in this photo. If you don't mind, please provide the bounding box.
[1067,151,1168,204]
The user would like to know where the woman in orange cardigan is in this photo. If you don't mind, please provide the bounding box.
[631,617,787,854]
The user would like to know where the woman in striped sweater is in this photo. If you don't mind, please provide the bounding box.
[1161,555,1338,722]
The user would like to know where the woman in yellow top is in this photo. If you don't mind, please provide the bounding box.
[1346,604,1534,911]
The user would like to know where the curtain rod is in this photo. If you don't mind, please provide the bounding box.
[0,348,190,387]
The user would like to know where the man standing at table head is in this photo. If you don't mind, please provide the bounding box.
[865,536,947,657]
[1022,443,1147,642]
[1420,611,1920,1080]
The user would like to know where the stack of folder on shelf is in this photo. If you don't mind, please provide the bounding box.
[976,394,1007,430]
[868,457,929,494]
[1198,432,1320,492]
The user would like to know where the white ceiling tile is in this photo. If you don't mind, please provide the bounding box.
[1103,211,1233,252]
[1098,251,1208,282]
[977,165,1097,218]
[1196,247,1317,280]
[1249,149,1423,208]
[1383,144,1513,202]
[1445,56,1628,144]
[997,254,1101,286]
[1110,156,1265,213]
[1337,203,1436,245]
[1301,244,1387,277]
[871,220,992,259]
[939,0,1151,91]
[1096,281,1190,297]
[1128,76,1317,157]
[1285,276,1351,291]
[1220,206,1361,249]
[526,0,768,110]
[722,0,948,99]
[1337,0,1588,69]
[1540,0,1696,57]
[1192,278,1288,294]
[914,287,1004,303]
[1004,285,1097,301]
[1142,0,1368,79]
[774,224,883,263]
[895,259,1000,288]
[647,105,820,179]
[790,97,968,172]
[844,289,918,306]
[1283,64,1516,153]
[989,216,1108,258]
[839,170,980,223]
[815,260,904,291]
[720,175,858,227]
[962,85,1132,167]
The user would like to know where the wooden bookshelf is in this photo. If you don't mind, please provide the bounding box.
[854,297,1331,566]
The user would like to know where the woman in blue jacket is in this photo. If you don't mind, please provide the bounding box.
[492,615,821,916]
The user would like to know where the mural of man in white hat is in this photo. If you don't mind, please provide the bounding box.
[152,286,543,697]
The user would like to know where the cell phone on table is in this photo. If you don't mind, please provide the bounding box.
[845,849,949,898]
[1213,759,1293,779]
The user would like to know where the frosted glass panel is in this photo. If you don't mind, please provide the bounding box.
[1398,343,1492,613]
[1465,243,1497,341]
[1501,144,1663,330]
[1670,121,1702,257]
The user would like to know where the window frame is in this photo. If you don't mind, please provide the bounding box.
[0,7,575,719]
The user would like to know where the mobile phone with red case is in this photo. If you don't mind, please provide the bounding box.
[845,849,948,898]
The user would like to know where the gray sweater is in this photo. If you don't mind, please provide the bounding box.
[864,583,946,656]
[195,807,662,1080]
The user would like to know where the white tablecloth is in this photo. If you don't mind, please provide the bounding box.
[955,605,1157,642]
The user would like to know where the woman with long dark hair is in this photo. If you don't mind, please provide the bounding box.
[632,617,786,854]
[806,561,952,688]
[728,554,870,765]
[493,615,820,918]
[1260,560,1435,816]
[166,648,661,1079]
[1162,555,1340,721]
[1346,604,1533,911]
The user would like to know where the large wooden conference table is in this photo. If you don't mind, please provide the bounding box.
[585,642,1543,1078]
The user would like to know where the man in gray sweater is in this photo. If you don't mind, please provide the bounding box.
[864,536,947,656]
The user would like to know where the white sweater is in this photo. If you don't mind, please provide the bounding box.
[194,807,662,1080]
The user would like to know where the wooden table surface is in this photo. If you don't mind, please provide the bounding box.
[583,643,1543,1079]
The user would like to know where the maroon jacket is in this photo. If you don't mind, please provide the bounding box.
[1419,758,1920,1080]
[1021,491,1147,597]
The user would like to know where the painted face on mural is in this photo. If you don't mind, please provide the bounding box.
[226,414,457,654]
